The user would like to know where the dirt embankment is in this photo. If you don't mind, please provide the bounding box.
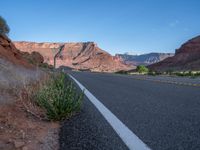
[0,35,60,150]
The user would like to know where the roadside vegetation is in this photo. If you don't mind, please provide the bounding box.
[147,70,200,78]
[165,71,200,78]
[1,16,83,121]
[136,65,149,74]
[0,16,83,149]
[116,65,200,78]
[3,59,84,121]
[35,72,83,121]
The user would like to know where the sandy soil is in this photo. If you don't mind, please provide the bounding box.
[0,58,60,150]
[0,99,59,150]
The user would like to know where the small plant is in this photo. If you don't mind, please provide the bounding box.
[174,71,200,78]
[166,69,173,75]
[148,70,156,76]
[35,73,83,121]
[39,63,53,69]
[136,65,149,73]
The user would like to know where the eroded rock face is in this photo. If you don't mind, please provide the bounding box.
[149,36,200,71]
[14,41,132,72]
[0,34,32,68]
[0,35,44,68]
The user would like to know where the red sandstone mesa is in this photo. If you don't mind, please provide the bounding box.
[14,41,132,72]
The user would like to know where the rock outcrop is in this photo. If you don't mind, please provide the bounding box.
[0,34,32,68]
[116,53,174,66]
[0,35,44,68]
[14,41,132,72]
[149,36,200,71]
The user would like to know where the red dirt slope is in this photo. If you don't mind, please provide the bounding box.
[0,35,32,68]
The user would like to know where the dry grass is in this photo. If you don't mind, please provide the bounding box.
[0,58,47,119]
[0,58,61,149]
[1,57,83,121]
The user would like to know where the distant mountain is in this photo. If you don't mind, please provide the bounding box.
[14,41,133,72]
[116,53,174,66]
[149,35,200,71]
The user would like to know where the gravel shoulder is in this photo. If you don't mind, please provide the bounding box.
[59,93,128,150]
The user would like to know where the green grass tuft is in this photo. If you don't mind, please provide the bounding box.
[35,73,83,121]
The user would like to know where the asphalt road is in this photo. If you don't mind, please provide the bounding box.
[61,72,200,150]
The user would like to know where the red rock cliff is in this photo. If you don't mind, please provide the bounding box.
[14,41,132,72]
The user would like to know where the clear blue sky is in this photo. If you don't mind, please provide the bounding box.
[1,0,200,55]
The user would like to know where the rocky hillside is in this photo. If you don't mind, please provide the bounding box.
[116,53,174,66]
[149,35,200,71]
[14,41,132,72]
[0,34,46,104]
[0,34,44,68]
[0,34,32,68]
[0,34,59,150]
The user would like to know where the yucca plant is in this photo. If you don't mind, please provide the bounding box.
[35,73,83,121]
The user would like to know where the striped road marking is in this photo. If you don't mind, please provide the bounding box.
[70,75,151,150]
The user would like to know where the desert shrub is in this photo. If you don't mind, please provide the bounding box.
[195,72,200,76]
[148,70,162,76]
[35,73,83,121]
[148,70,156,76]
[166,69,173,75]
[175,72,185,77]
[0,16,10,35]
[173,71,200,78]
[136,65,149,73]
[176,71,190,77]
[115,70,128,74]
[39,63,53,69]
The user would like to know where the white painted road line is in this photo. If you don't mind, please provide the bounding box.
[69,75,151,150]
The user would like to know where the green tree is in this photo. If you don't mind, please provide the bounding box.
[0,16,10,35]
[136,65,149,73]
